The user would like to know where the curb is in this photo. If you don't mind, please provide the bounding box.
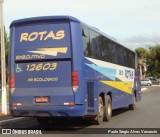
[0,117,35,127]
[152,85,160,86]
[141,88,147,91]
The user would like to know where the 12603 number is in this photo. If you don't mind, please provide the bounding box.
[26,63,57,71]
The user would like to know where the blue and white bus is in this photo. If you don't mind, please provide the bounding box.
[9,16,141,124]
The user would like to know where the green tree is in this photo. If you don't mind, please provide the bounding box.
[135,47,148,79]
[5,30,9,61]
[136,45,160,78]
[135,47,147,58]
[0,28,9,83]
[0,27,9,66]
[146,45,160,78]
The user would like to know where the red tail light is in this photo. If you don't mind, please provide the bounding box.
[69,102,75,106]
[72,71,78,92]
[72,71,78,86]
[10,74,15,88]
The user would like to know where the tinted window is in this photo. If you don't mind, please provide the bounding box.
[89,30,101,59]
[82,25,90,56]
[101,36,112,62]
[118,46,125,66]
[82,25,135,68]
[110,42,118,64]
[82,26,102,60]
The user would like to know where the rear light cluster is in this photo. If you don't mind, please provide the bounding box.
[64,102,75,106]
[12,102,22,107]
[10,74,15,88]
[72,71,78,93]
[72,71,78,86]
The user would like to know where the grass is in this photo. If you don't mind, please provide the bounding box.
[0,94,9,104]
[0,94,10,116]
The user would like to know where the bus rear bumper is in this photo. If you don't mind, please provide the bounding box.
[10,105,86,117]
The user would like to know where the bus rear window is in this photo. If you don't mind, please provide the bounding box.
[13,23,71,61]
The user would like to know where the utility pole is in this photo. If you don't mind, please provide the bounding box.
[0,0,7,115]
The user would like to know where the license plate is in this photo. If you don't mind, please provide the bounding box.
[35,96,49,103]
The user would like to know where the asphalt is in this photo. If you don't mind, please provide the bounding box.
[0,117,35,127]
[0,106,35,127]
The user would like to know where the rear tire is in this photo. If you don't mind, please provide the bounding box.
[104,95,112,121]
[129,94,136,110]
[93,96,104,125]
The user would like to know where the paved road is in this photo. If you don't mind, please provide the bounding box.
[2,86,160,136]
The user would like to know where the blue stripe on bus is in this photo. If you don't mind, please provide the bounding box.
[85,63,116,81]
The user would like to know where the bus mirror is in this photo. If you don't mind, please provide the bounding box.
[82,29,87,37]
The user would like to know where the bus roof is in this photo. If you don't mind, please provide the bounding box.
[10,16,81,28]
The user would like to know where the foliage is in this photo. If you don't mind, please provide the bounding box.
[146,45,160,78]
[135,45,160,78]
[5,30,9,61]
[135,47,147,58]
[0,27,9,67]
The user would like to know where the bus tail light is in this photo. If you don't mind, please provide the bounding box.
[10,74,15,88]
[72,71,78,93]
[12,102,22,107]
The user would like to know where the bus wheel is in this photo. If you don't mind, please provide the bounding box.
[104,95,112,121]
[129,94,136,110]
[94,96,104,125]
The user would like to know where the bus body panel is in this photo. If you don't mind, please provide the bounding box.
[15,61,71,88]
[9,18,81,117]
[84,57,137,110]
[70,21,86,105]
[133,70,141,102]
[9,16,141,118]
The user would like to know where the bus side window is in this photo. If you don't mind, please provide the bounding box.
[111,42,119,64]
[82,26,90,56]
[101,36,112,63]
[89,30,101,60]
[118,46,125,66]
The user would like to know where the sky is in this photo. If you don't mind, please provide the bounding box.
[2,0,160,50]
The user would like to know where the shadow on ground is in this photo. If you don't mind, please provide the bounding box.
[28,107,131,134]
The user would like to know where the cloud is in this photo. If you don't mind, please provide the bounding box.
[119,33,160,50]
[124,33,160,43]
